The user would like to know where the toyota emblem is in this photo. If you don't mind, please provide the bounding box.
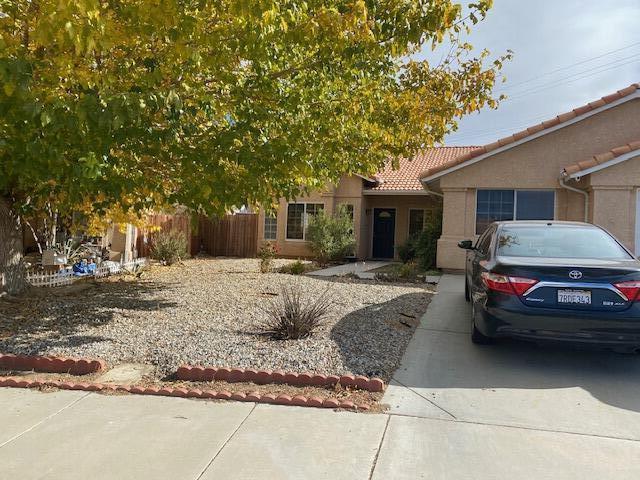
[568,270,583,280]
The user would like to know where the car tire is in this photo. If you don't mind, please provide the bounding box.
[464,277,470,302]
[471,304,493,345]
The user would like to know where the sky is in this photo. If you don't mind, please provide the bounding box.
[421,0,640,146]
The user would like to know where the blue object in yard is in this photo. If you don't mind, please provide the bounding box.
[72,259,96,276]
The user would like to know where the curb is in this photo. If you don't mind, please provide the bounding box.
[0,354,106,375]
[0,377,371,412]
[176,365,385,392]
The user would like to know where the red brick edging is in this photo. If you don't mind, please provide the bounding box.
[0,354,105,375]
[176,365,385,393]
[0,377,370,411]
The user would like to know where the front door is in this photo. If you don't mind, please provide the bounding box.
[372,208,396,259]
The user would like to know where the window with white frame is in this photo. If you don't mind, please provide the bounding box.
[264,214,277,240]
[286,203,324,240]
[476,190,555,234]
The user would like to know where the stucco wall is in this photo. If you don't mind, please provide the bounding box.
[589,153,640,253]
[436,98,640,270]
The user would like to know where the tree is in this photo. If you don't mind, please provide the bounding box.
[0,0,509,293]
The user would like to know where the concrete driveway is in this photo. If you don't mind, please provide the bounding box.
[1,275,639,479]
[380,274,640,479]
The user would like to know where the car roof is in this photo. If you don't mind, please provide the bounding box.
[494,220,599,229]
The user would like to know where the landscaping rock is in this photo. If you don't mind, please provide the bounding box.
[0,258,433,381]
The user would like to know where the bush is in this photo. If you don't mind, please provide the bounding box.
[150,230,188,265]
[306,205,356,265]
[397,234,419,263]
[415,213,442,271]
[258,241,279,273]
[278,260,307,275]
[374,261,421,282]
[262,285,332,339]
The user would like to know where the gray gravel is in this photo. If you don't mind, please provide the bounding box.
[0,258,433,379]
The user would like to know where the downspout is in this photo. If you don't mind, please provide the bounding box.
[559,175,589,223]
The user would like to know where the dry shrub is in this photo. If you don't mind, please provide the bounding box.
[262,285,332,339]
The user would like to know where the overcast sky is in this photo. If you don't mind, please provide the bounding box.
[422,0,640,146]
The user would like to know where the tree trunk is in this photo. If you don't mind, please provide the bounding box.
[0,197,26,295]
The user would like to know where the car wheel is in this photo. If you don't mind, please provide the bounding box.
[471,304,493,345]
[464,277,470,302]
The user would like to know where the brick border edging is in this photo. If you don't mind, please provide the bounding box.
[0,377,370,411]
[176,365,385,392]
[0,354,106,375]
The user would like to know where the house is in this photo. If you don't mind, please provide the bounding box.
[420,82,640,270]
[257,147,475,260]
[261,82,640,270]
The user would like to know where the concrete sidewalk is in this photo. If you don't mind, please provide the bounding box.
[2,275,640,479]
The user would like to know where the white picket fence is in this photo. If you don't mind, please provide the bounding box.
[26,258,148,288]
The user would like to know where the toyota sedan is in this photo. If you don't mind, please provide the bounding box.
[459,221,640,350]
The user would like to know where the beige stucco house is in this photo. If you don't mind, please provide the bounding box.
[257,147,474,260]
[421,82,640,270]
[258,82,640,270]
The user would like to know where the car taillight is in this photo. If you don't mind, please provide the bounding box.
[613,281,640,302]
[481,272,538,296]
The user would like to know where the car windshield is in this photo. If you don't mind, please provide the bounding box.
[496,225,632,259]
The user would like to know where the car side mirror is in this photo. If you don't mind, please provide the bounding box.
[458,239,474,250]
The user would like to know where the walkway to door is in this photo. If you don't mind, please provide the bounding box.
[307,260,392,278]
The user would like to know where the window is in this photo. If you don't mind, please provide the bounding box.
[475,227,494,255]
[476,190,554,234]
[264,214,277,240]
[497,225,632,260]
[408,209,426,236]
[286,203,324,240]
[341,204,354,221]
[339,204,355,234]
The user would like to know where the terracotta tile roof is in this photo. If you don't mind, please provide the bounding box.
[562,140,640,177]
[420,82,640,181]
[368,146,478,191]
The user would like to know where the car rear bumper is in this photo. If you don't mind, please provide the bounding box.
[475,300,640,347]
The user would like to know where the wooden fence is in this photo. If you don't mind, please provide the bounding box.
[137,213,258,258]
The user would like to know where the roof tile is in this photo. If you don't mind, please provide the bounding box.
[368,146,478,191]
[562,140,640,177]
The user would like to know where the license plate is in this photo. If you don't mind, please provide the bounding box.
[557,289,591,305]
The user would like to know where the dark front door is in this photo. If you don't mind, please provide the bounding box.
[372,208,396,259]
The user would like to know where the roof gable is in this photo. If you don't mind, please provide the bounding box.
[420,83,640,184]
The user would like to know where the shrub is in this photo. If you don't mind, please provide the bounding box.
[150,230,188,265]
[374,261,421,282]
[262,285,332,339]
[258,241,279,273]
[397,234,419,263]
[306,205,356,265]
[415,213,442,271]
[278,260,307,275]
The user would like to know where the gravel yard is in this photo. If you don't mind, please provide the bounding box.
[0,258,434,380]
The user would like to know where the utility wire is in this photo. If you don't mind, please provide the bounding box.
[495,40,640,93]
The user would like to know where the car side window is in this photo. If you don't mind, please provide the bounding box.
[476,227,494,255]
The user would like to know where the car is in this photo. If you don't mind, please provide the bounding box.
[458,221,640,350]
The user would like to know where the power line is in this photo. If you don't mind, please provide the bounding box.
[495,40,640,93]
[505,57,640,101]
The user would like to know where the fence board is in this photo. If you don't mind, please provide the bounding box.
[140,213,258,258]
